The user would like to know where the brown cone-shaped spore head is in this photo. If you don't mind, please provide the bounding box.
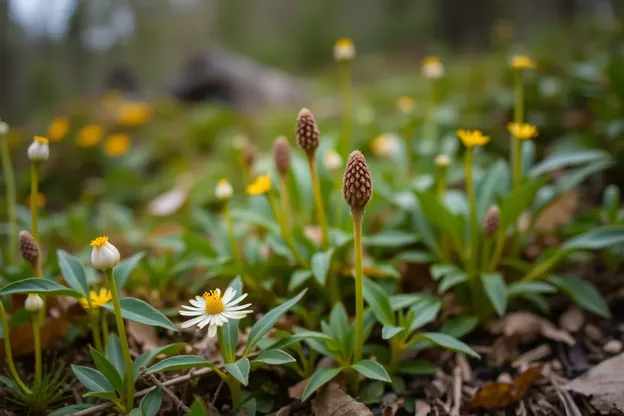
[343,150,372,215]
[296,108,320,157]
[272,136,291,176]
[483,205,500,236]
[19,230,40,269]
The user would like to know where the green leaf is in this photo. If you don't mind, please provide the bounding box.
[476,160,510,222]
[289,269,312,293]
[359,380,385,404]
[183,232,218,258]
[301,367,342,402]
[221,278,243,363]
[106,334,125,378]
[415,191,464,246]
[133,343,187,379]
[547,276,610,318]
[311,249,334,286]
[408,298,441,331]
[231,209,279,234]
[363,277,395,326]
[101,297,177,331]
[482,273,508,316]
[499,177,548,230]
[389,294,424,310]
[508,281,556,298]
[364,231,419,248]
[561,226,624,252]
[83,391,119,402]
[71,365,113,392]
[147,355,216,374]
[129,409,140,416]
[114,252,145,290]
[251,349,295,367]
[57,250,90,296]
[396,360,438,375]
[394,250,434,264]
[48,405,94,416]
[382,325,404,340]
[430,264,461,281]
[266,329,332,350]
[243,289,307,356]
[438,271,468,293]
[187,397,210,416]
[0,375,18,391]
[351,360,391,382]
[140,388,163,416]
[90,346,123,392]
[417,332,479,358]
[224,358,250,385]
[0,278,83,299]
[440,315,479,338]
[529,149,611,177]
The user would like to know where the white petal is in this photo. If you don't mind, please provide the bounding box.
[180,314,207,328]
[222,287,235,304]
[179,310,204,316]
[195,296,204,303]
[225,293,248,307]
[181,304,203,311]
[197,315,213,329]
[225,303,252,312]
[190,298,204,308]
[221,311,246,320]
[208,324,217,337]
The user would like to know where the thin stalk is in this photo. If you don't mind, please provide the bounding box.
[512,70,524,188]
[388,338,403,375]
[308,156,330,249]
[425,80,439,154]
[32,312,42,385]
[333,173,344,230]
[338,61,352,157]
[1,135,17,265]
[30,163,39,242]
[278,175,292,232]
[0,301,31,394]
[267,192,308,267]
[480,239,491,274]
[226,376,242,408]
[465,149,479,273]
[488,231,506,271]
[90,312,104,353]
[100,309,109,347]
[434,164,447,198]
[217,327,234,364]
[106,268,134,411]
[223,201,241,263]
[352,214,364,393]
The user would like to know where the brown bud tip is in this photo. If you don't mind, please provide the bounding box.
[296,107,320,156]
[272,136,291,176]
[343,150,372,214]
[19,231,40,268]
[483,205,500,236]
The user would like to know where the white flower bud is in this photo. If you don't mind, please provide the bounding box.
[0,121,8,135]
[324,150,343,172]
[90,236,120,271]
[422,57,444,79]
[333,38,356,61]
[25,294,44,312]
[27,136,50,162]
[216,179,233,200]
[435,154,450,167]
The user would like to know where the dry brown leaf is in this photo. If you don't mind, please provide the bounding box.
[488,311,575,346]
[127,321,160,352]
[311,382,373,416]
[288,378,308,400]
[558,306,585,333]
[414,400,431,416]
[147,175,193,217]
[273,405,291,416]
[466,366,543,411]
[0,316,71,359]
[533,190,578,236]
[567,353,624,413]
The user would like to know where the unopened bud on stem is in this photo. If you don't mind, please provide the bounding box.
[483,205,500,236]
[272,136,291,176]
[343,151,372,218]
[19,231,40,269]
[25,294,44,312]
[296,108,320,159]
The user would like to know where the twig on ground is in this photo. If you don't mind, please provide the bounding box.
[140,367,190,413]
[212,379,224,406]
[451,366,462,416]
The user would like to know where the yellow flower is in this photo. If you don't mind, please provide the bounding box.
[77,124,103,148]
[333,38,355,61]
[246,174,271,195]
[397,96,415,114]
[47,118,69,142]
[457,129,490,148]
[80,288,112,309]
[117,102,152,127]
[511,55,536,70]
[507,122,538,140]
[422,56,444,79]
[25,192,46,208]
[104,133,131,157]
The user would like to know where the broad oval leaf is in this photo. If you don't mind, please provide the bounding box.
[0,375,17,391]
[301,367,342,402]
[71,365,113,392]
[48,404,94,416]
[382,325,404,340]
[147,355,216,374]
[364,231,419,248]
[101,297,177,331]
[529,149,611,177]
[311,249,334,286]
[288,269,312,293]
[438,271,468,293]
[408,298,441,331]
[440,316,479,338]
[114,252,145,290]
[499,177,548,230]
[507,281,556,298]
[415,191,465,246]
[106,334,125,378]
[351,360,391,382]
[363,277,395,326]
[482,273,508,317]
[57,250,90,296]
[0,278,83,299]
[90,346,123,392]
[83,391,119,402]
[561,226,624,252]
[132,343,187,379]
[547,275,610,318]
[224,357,250,386]
[418,332,479,358]
[251,349,295,367]
[140,388,163,416]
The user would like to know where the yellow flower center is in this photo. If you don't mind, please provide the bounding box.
[246,174,271,195]
[80,288,112,309]
[423,56,440,66]
[218,179,229,187]
[507,122,538,140]
[511,55,536,70]
[457,129,490,148]
[203,290,225,315]
[90,236,109,248]
[34,136,49,144]
[335,38,353,49]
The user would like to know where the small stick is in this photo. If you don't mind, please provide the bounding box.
[450,366,462,416]
[212,379,224,406]
[140,367,190,413]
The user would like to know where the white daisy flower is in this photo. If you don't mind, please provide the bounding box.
[179,288,252,337]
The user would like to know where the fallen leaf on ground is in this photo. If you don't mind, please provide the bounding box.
[0,316,71,359]
[312,382,373,416]
[566,353,624,414]
[466,366,543,411]
[414,400,431,416]
[147,175,193,217]
[273,405,291,416]
[488,312,575,345]
[558,306,585,333]
[127,321,160,352]
[533,190,578,236]
[288,378,308,400]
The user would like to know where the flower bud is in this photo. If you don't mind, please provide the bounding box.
[333,38,356,62]
[0,121,8,135]
[435,154,450,167]
[272,136,291,176]
[216,179,233,200]
[324,150,343,172]
[25,294,44,312]
[422,56,444,79]
[19,231,40,269]
[90,236,120,271]
[483,205,500,236]
[27,136,50,162]
[296,108,320,158]
[343,151,372,216]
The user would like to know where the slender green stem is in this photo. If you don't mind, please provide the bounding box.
[338,62,352,157]
[267,192,308,267]
[308,157,330,249]
[521,252,563,282]
[100,309,109,348]
[480,239,491,274]
[226,376,242,409]
[217,327,234,364]
[388,338,404,375]
[0,301,31,394]
[32,312,42,385]
[434,163,447,198]
[106,268,134,411]
[353,214,364,369]
[333,173,344,230]
[512,70,524,189]
[223,201,241,263]
[425,80,439,154]
[90,312,104,353]
[465,149,479,272]
[30,163,39,243]
[488,231,505,271]
[278,175,292,232]
[1,135,17,265]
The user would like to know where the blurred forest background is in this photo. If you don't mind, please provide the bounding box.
[0,0,621,122]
